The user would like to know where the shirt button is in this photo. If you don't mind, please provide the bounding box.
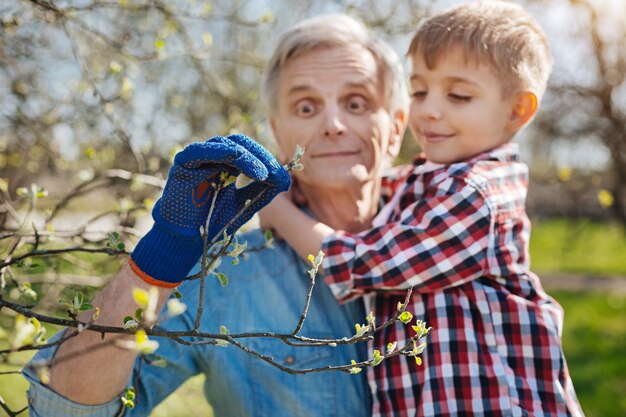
[285,355,295,365]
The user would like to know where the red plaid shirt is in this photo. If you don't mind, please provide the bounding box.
[322,143,584,417]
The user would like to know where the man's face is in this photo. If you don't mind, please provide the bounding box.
[408,46,519,164]
[271,45,402,190]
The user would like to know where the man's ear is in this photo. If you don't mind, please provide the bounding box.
[387,109,407,160]
[269,117,289,163]
[508,91,538,133]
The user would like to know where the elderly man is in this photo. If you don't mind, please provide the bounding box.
[24,13,408,417]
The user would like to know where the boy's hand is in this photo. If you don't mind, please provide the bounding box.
[130,134,290,287]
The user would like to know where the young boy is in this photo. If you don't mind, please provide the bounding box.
[261,2,585,416]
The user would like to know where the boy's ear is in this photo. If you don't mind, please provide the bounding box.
[508,91,538,133]
[387,109,407,159]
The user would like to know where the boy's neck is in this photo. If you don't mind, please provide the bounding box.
[300,180,381,233]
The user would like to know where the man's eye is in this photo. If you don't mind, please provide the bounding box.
[347,96,368,113]
[295,101,316,116]
[411,91,427,99]
[449,93,472,102]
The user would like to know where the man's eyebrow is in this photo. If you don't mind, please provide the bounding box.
[285,84,313,95]
[345,80,377,92]
[286,80,378,96]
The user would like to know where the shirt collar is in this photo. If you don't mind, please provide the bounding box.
[412,142,521,174]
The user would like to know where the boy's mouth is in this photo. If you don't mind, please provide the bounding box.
[421,131,454,143]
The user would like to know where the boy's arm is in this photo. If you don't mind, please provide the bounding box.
[259,194,333,262]
[257,164,416,264]
[323,184,493,302]
[260,181,493,303]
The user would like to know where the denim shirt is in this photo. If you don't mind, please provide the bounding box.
[24,229,372,417]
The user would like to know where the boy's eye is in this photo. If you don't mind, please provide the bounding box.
[449,93,472,102]
[295,100,316,116]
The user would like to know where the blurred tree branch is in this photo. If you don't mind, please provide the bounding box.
[526,0,626,228]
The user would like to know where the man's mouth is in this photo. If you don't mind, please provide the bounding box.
[311,150,360,158]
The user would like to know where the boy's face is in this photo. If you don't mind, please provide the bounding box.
[270,45,403,190]
[408,47,521,164]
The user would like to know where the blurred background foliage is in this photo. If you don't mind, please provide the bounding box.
[1,0,626,225]
[1,0,625,416]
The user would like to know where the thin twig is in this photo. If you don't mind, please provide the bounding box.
[195,186,222,331]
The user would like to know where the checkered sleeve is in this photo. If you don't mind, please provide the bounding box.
[322,180,492,302]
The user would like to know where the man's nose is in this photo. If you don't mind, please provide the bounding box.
[322,105,346,138]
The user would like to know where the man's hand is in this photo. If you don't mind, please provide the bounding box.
[130,134,290,287]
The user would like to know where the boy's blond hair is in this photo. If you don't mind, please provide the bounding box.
[407,1,553,100]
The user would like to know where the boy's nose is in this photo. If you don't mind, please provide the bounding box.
[420,96,443,120]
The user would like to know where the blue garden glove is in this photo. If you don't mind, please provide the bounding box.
[130,134,291,287]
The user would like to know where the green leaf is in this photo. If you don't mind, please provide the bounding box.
[149,355,168,368]
[372,349,384,366]
[135,308,144,321]
[173,288,182,299]
[215,273,228,287]
[354,323,369,337]
[79,303,93,311]
[107,232,120,248]
[121,398,134,409]
[123,316,134,324]
[75,292,84,306]
[414,341,427,355]
[348,360,362,374]
[398,311,413,324]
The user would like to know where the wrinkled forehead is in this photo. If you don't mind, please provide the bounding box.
[277,45,385,101]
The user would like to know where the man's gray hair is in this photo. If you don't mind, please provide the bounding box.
[262,14,408,116]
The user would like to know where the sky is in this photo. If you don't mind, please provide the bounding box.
[4,0,623,170]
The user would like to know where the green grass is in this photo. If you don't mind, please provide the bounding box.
[530,218,626,275]
[0,319,212,417]
[0,354,212,417]
[1,218,625,416]
[551,290,626,417]
[0,350,31,416]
